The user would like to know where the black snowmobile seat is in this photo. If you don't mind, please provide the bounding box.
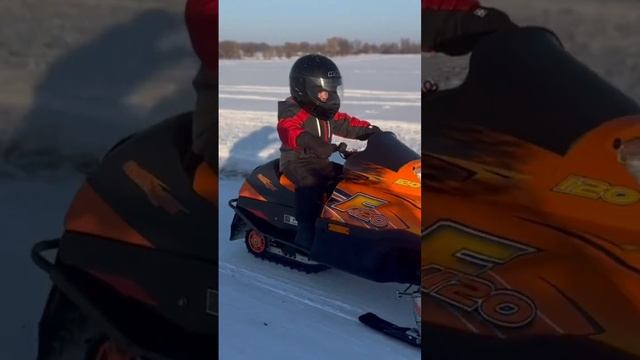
[246,159,296,206]
[244,158,342,207]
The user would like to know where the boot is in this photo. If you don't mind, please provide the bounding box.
[293,186,324,250]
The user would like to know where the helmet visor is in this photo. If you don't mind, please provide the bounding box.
[306,77,344,102]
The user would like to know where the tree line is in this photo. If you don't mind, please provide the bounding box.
[219,37,420,59]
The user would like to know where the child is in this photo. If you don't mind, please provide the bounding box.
[277,54,381,249]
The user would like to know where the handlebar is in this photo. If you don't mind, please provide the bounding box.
[335,142,358,159]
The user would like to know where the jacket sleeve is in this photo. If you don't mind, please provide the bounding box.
[277,109,308,150]
[331,112,380,140]
[185,0,218,72]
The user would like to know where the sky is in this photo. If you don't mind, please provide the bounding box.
[220,0,420,44]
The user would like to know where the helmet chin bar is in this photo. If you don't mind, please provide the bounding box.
[311,103,340,120]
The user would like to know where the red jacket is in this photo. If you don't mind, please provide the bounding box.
[185,0,218,72]
[277,98,374,150]
[277,98,378,168]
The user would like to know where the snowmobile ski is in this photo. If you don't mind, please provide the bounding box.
[359,312,421,348]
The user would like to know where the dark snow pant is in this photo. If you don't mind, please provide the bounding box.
[282,158,342,188]
[192,65,218,167]
[282,158,342,248]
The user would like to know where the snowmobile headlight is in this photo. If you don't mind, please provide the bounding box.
[617,138,640,183]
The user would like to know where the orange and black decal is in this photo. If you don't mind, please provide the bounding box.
[65,182,153,248]
[124,160,188,215]
[423,221,537,328]
[331,193,390,228]
[328,223,350,235]
[239,181,267,202]
[257,173,277,191]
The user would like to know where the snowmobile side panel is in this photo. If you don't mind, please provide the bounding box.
[57,231,216,337]
[311,219,419,284]
[230,201,298,245]
[229,198,288,240]
[236,196,297,232]
[244,159,295,206]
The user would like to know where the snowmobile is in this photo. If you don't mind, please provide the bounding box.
[228,132,422,346]
[31,112,217,360]
[423,27,640,359]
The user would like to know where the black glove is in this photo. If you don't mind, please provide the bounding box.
[355,125,382,141]
[297,132,337,158]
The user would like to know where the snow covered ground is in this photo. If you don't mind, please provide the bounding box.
[219,55,421,359]
[0,175,84,358]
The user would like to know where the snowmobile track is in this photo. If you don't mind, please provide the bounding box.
[245,243,329,274]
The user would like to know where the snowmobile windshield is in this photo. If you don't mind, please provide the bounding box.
[423,27,640,156]
[346,132,419,172]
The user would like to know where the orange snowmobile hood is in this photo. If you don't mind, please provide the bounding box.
[423,115,640,356]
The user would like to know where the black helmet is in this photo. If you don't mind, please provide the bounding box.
[289,54,344,120]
